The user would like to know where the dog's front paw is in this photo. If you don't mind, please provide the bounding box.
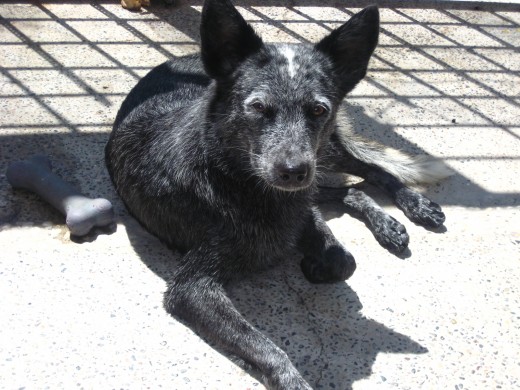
[301,245,356,283]
[372,214,409,253]
[396,188,445,228]
[269,362,313,390]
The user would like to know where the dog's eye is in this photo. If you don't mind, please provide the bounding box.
[251,101,266,113]
[312,104,326,116]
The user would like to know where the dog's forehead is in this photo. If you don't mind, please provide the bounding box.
[238,44,333,97]
[274,45,302,79]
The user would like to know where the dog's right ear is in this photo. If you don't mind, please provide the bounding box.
[200,0,264,79]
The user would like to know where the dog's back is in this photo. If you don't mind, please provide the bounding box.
[112,56,209,129]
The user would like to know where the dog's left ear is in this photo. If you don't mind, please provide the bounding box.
[200,0,264,79]
[316,5,379,95]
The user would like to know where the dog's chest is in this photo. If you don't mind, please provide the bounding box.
[224,192,311,265]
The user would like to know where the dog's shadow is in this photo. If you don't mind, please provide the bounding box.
[123,214,427,389]
[228,259,428,389]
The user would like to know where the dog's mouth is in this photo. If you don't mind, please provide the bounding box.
[271,181,313,192]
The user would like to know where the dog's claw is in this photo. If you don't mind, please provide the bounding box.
[373,215,409,253]
[396,188,445,228]
[409,198,445,227]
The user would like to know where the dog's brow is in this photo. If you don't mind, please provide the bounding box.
[244,92,268,106]
[314,96,332,109]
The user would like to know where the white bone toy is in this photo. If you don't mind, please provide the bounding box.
[6,155,114,236]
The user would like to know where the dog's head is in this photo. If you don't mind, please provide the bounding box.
[201,0,379,192]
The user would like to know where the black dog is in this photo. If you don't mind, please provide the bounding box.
[106,1,449,388]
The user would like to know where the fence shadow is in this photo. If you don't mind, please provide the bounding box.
[1,0,518,387]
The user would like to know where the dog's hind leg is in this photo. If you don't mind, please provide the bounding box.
[323,133,446,228]
[298,207,357,283]
[163,245,312,390]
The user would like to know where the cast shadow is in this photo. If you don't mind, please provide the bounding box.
[122,214,427,389]
[228,259,428,389]
[0,129,426,387]
[338,102,520,210]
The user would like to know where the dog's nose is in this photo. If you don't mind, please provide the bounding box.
[276,162,309,185]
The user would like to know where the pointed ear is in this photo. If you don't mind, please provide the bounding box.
[200,0,264,79]
[315,5,379,95]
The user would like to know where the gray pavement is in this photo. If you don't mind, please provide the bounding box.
[1,1,519,389]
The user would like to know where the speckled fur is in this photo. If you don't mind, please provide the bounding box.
[105,1,446,388]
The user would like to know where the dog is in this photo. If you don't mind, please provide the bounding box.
[105,1,450,388]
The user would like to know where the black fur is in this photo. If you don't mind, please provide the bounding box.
[105,1,445,388]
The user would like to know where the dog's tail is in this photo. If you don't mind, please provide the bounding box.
[336,126,453,185]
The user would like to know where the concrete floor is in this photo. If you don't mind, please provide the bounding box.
[1,1,519,389]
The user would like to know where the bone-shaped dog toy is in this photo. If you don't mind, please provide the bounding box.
[6,155,114,236]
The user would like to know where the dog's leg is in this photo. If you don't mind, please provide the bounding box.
[298,207,357,283]
[164,246,312,390]
[319,187,409,253]
[323,134,446,228]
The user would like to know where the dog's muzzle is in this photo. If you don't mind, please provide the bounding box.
[271,160,315,191]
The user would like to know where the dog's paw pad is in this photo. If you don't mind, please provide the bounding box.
[373,215,409,253]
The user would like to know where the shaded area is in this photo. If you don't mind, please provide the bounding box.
[0,127,429,388]
[124,217,428,389]
[227,262,428,389]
